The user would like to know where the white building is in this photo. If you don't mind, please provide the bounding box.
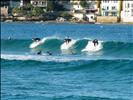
[70,0,97,22]
[100,0,121,17]
[20,0,30,6]
[30,0,47,8]
[121,1,133,22]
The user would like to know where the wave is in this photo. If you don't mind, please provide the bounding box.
[1,38,133,57]
[1,53,133,63]
[1,54,133,80]
[52,95,129,100]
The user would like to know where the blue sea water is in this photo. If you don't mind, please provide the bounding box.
[1,22,133,100]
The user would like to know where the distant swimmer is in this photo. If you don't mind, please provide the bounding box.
[37,51,42,55]
[47,51,52,55]
[64,36,71,44]
[93,39,99,46]
[32,38,41,42]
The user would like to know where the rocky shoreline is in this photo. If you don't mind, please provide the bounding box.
[1,17,133,24]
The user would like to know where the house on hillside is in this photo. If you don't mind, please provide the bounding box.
[97,0,123,23]
[30,0,47,8]
[1,6,9,17]
[20,0,30,6]
[70,0,98,22]
[121,1,133,23]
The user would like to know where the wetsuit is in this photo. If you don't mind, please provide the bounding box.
[64,38,71,44]
[32,38,41,42]
[93,39,98,46]
[37,51,42,55]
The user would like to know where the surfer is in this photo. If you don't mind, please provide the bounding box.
[93,39,99,46]
[37,51,42,55]
[32,38,41,42]
[47,51,52,55]
[64,36,71,44]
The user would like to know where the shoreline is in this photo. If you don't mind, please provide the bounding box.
[2,20,133,25]
[1,17,133,25]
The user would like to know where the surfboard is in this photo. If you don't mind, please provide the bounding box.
[29,38,46,48]
[60,40,76,50]
[82,41,102,52]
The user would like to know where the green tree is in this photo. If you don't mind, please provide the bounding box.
[80,0,87,8]
[12,7,20,14]
[47,0,55,11]
[59,12,72,20]
[32,7,44,16]
[12,7,26,15]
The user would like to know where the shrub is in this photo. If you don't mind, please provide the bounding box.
[32,7,44,16]
[59,12,72,20]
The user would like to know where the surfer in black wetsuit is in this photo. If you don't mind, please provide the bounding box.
[37,51,42,55]
[64,36,71,44]
[36,51,52,55]
[93,39,99,46]
[32,38,41,42]
[47,51,52,55]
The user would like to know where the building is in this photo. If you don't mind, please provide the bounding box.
[1,0,10,7]
[1,0,20,8]
[30,0,47,8]
[20,0,30,6]
[100,0,122,17]
[70,0,83,21]
[121,1,133,22]
[70,0,98,22]
[97,0,123,23]
[1,6,8,17]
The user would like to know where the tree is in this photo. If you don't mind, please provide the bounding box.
[59,12,72,20]
[32,7,44,16]
[80,0,88,8]
[47,0,55,11]
[12,7,26,15]
[47,0,65,12]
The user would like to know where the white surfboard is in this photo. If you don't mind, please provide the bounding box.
[29,38,46,48]
[82,41,102,52]
[60,40,76,50]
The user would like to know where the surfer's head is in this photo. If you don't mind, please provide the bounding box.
[93,39,99,46]
[37,51,42,55]
[47,51,52,55]
[32,38,41,41]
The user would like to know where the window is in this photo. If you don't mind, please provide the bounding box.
[104,0,109,3]
[127,3,130,8]
[125,3,126,8]
[91,16,93,19]
[105,12,109,16]
[107,7,109,10]
[112,6,116,10]
[114,0,117,3]
[112,12,117,16]
[42,2,44,5]
[132,9,133,16]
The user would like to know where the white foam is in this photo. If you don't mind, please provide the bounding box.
[82,41,103,52]
[1,54,132,62]
[60,40,76,50]
[29,37,47,48]
[1,54,84,62]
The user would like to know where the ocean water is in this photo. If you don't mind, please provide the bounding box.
[1,22,133,100]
